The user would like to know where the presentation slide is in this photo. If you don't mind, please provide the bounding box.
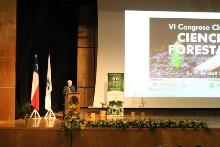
[125,11,220,98]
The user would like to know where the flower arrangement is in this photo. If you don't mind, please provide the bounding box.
[58,104,84,131]
[107,100,124,115]
[86,119,208,129]
[58,104,208,131]
[20,102,34,118]
[58,107,208,131]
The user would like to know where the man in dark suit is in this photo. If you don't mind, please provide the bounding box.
[63,80,76,95]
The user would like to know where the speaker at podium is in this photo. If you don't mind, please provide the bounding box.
[65,92,80,113]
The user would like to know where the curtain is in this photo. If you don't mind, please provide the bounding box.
[16,0,77,117]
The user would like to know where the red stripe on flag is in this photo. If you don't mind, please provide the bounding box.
[31,86,39,111]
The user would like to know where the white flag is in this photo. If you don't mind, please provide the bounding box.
[45,55,52,111]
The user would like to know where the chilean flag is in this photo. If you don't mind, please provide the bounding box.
[31,55,39,111]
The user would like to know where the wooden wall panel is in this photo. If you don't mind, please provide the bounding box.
[0,129,71,147]
[77,4,97,107]
[77,47,95,87]
[0,89,15,121]
[0,0,16,121]
[72,129,161,147]
[77,47,95,106]
[161,129,220,147]
[77,88,86,107]
[73,128,220,147]
[78,25,95,48]
[1,128,220,147]
[77,87,94,106]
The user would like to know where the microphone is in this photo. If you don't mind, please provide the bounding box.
[68,86,72,91]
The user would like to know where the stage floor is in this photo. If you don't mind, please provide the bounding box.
[0,111,63,128]
[0,118,60,128]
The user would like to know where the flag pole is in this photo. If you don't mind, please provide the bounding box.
[30,54,41,119]
[44,54,56,119]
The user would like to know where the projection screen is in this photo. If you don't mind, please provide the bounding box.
[94,0,220,108]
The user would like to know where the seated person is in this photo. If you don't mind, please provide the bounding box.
[63,80,76,95]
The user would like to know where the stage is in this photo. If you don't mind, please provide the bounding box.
[1,115,220,147]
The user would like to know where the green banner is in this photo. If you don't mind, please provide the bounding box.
[108,73,124,91]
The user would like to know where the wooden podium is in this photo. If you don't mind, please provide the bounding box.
[65,92,80,113]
